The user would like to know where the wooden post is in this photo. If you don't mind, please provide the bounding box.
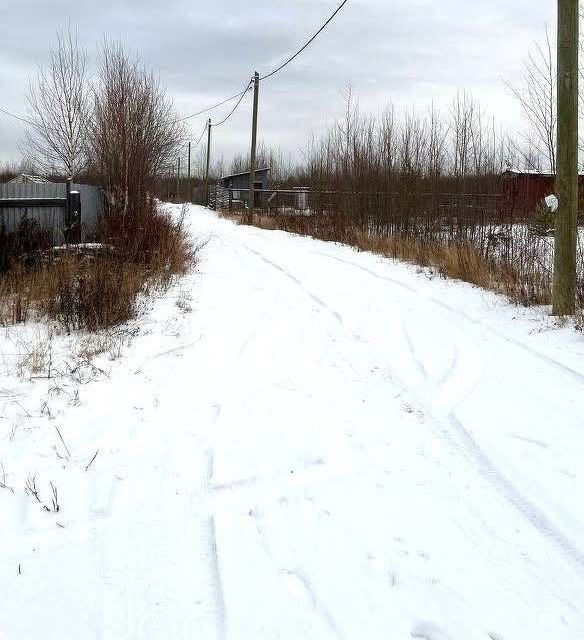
[176,156,181,202]
[205,119,212,207]
[249,72,260,211]
[553,0,579,315]
[187,141,192,204]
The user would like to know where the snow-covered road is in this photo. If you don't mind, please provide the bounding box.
[2,205,584,639]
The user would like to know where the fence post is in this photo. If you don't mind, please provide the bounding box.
[65,178,72,244]
[187,141,192,204]
[70,190,82,243]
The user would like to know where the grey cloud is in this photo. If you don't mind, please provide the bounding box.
[0,0,555,164]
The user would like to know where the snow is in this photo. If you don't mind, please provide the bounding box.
[1,204,584,639]
[50,242,111,251]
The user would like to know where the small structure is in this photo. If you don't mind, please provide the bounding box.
[7,174,51,185]
[221,167,271,207]
[501,168,584,215]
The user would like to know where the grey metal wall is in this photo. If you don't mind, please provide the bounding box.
[72,183,103,238]
[0,182,103,242]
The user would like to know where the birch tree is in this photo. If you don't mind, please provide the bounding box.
[25,26,90,178]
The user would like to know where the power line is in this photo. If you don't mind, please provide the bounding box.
[260,0,350,81]
[179,86,250,122]
[191,120,210,148]
[0,106,34,127]
[212,80,253,127]
[178,0,349,123]
[4,0,350,137]
[0,105,88,140]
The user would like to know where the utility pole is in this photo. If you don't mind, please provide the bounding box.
[176,156,181,202]
[553,0,579,315]
[249,71,260,212]
[187,142,192,204]
[205,119,212,207]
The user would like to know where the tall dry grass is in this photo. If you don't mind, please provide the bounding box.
[0,203,194,331]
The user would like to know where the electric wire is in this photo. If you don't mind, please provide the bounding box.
[2,0,350,149]
[179,86,250,122]
[0,106,34,126]
[212,79,253,127]
[259,0,349,81]
[178,0,349,122]
[191,119,209,147]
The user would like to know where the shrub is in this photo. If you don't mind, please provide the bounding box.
[0,219,53,273]
[529,202,555,237]
[0,203,195,331]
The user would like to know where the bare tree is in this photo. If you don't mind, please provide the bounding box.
[88,41,184,216]
[25,26,90,178]
[510,10,584,171]
[450,91,478,178]
[507,29,556,172]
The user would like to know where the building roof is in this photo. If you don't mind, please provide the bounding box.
[502,169,584,179]
[7,174,51,184]
[221,167,270,180]
[502,168,554,176]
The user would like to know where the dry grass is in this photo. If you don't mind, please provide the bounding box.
[0,202,195,332]
[17,333,54,379]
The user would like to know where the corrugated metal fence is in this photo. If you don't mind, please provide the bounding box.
[0,182,103,243]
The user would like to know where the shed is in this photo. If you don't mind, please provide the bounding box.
[501,168,584,215]
[221,167,271,207]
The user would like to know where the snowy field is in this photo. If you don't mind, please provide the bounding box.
[1,205,584,639]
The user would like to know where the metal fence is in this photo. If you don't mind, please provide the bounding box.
[216,187,310,213]
[0,182,104,243]
[220,188,506,221]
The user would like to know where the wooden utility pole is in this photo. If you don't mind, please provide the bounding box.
[187,142,192,204]
[205,119,212,206]
[249,72,260,211]
[553,0,579,315]
[176,156,181,202]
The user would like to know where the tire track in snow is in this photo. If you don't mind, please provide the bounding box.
[207,514,228,640]
[249,508,348,640]
[204,445,229,640]
[446,412,584,573]
[402,324,429,382]
[253,240,584,579]
[240,244,344,325]
[436,344,459,387]
[282,569,348,640]
[245,242,472,414]
[310,250,418,294]
[311,249,584,385]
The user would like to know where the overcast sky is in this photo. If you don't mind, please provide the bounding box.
[0,0,555,170]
